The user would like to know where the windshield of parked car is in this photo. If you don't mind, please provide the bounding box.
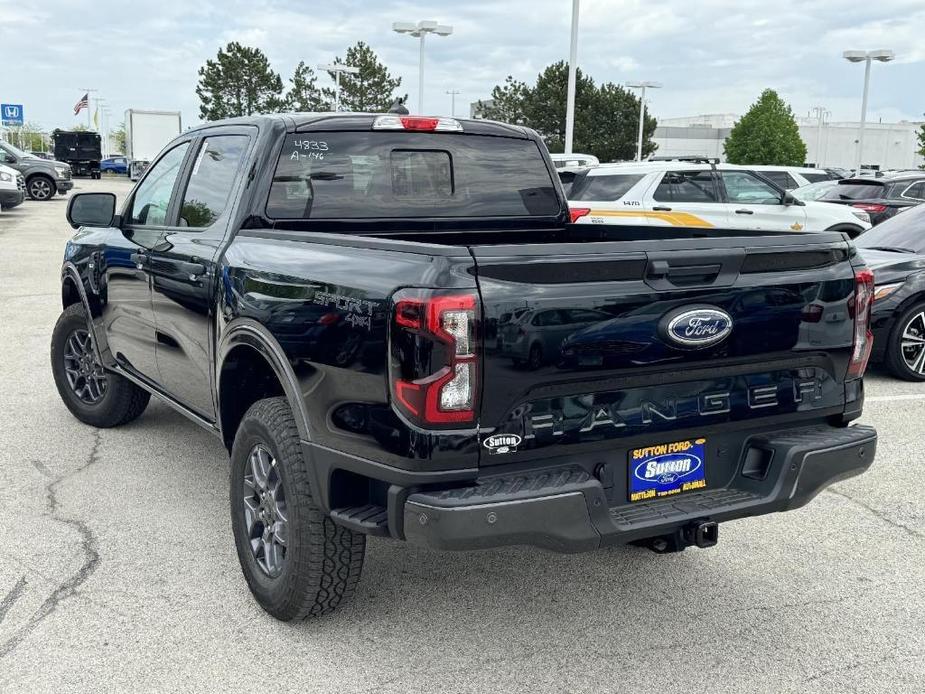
[855,205,925,254]
[1,142,33,159]
[792,180,837,201]
[266,132,560,219]
[822,181,887,201]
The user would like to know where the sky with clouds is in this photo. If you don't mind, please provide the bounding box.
[1,0,923,133]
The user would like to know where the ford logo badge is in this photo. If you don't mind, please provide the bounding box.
[662,306,733,349]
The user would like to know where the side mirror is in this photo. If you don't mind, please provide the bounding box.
[67,192,116,229]
[782,192,805,207]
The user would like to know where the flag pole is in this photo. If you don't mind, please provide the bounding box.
[79,88,97,129]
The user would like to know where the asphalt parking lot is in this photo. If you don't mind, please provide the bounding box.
[1,178,923,693]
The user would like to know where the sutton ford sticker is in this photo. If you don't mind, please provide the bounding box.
[482,433,522,455]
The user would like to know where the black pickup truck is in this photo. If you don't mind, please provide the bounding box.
[53,113,877,621]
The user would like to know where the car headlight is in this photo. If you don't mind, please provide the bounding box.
[873,283,902,302]
[0,172,12,183]
[850,208,871,223]
[54,166,68,176]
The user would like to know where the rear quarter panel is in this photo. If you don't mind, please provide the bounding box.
[217,232,480,471]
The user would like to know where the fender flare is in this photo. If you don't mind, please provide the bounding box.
[61,261,110,363]
[215,318,312,443]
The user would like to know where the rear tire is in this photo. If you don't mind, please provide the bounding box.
[527,343,543,370]
[885,301,925,381]
[51,303,150,426]
[230,397,365,621]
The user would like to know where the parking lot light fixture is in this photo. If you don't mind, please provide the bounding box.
[843,49,894,173]
[392,20,453,113]
[318,64,361,112]
[627,81,662,162]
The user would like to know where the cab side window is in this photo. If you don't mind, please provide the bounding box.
[653,171,718,203]
[127,143,190,226]
[178,136,248,228]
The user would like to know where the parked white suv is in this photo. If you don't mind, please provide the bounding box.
[567,161,870,236]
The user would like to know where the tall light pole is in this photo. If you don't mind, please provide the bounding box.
[810,106,830,167]
[843,49,894,173]
[446,89,460,117]
[318,64,360,112]
[393,20,453,113]
[627,81,662,161]
[564,0,580,154]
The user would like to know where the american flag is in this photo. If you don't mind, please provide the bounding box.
[73,93,89,115]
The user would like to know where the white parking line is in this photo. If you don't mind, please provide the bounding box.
[866,393,925,403]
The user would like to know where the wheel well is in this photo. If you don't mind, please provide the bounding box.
[26,172,54,183]
[62,276,81,309]
[218,345,285,451]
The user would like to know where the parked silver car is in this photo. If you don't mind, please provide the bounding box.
[499,307,611,369]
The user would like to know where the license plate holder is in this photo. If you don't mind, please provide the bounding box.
[629,438,707,503]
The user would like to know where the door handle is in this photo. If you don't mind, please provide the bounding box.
[130,252,147,268]
[652,206,672,212]
[178,261,207,279]
[734,209,755,215]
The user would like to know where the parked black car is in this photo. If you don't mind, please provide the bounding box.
[817,174,925,225]
[855,204,925,380]
[53,112,876,622]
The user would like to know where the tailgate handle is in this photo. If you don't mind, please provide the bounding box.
[647,260,722,280]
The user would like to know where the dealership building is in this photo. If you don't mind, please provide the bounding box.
[653,114,924,171]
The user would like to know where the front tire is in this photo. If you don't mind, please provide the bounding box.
[825,223,864,239]
[230,397,365,621]
[27,175,55,201]
[51,303,150,426]
[885,301,925,381]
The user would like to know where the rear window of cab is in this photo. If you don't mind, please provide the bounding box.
[266,132,559,219]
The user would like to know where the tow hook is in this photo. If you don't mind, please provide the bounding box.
[640,520,719,553]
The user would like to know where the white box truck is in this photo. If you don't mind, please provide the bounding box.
[125,109,182,180]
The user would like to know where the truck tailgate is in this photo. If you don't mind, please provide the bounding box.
[471,234,861,466]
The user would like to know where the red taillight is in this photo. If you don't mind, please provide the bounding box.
[318,312,340,326]
[848,268,874,378]
[391,291,478,426]
[372,115,463,132]
[801,303,824,323]
[851,203,887,213]
[570,207,591,223]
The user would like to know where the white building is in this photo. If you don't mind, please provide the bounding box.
[653,113,924,171]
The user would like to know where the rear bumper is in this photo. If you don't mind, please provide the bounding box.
[401,424,876,552]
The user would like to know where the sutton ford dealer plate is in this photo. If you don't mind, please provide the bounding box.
[629,438,707,502]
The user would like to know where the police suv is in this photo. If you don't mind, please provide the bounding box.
[568,160,871,237]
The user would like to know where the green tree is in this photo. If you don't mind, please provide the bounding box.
[286,61,328,112]
[916,122,925,169]
[477,76,529,123]
[724,89,807,165]
[321,41,402,112]
[110,121,126,153]
[479,61,656,162]
[196,42,285,120]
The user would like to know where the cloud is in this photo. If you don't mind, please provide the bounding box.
[1,0,922,133]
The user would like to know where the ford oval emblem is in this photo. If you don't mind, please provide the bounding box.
[663,306,733,349]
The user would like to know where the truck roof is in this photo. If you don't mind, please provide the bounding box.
[184,112,536,140]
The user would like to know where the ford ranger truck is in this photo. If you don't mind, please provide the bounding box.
[53,113,877,621]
